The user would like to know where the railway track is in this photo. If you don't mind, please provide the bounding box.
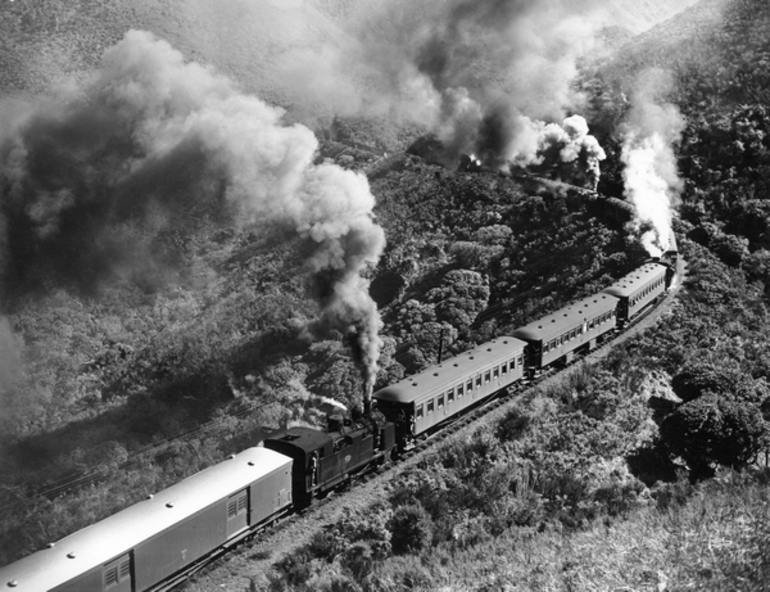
[180,257,687,592]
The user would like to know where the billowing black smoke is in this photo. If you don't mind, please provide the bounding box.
[0,30,386,398]
[0,101,223,292]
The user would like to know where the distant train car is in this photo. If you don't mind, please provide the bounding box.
[263,412,396,508]
[512,292,619,374]
[663,229,678,264]
[602,262,668,326]
[0,448,292,592]
[372,336,528,450]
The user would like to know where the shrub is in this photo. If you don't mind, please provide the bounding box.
[388,503,433,555]
[341,541,374,581]
[496,407,531,442]
[651,471,695,511]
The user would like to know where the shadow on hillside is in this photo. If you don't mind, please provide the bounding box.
[2,325,312,493]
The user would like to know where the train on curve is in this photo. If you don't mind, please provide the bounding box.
[0,249,677,591]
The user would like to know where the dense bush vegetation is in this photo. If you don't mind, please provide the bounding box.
[3,1,770,590]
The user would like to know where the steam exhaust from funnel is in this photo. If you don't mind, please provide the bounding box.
[621,69,685,257]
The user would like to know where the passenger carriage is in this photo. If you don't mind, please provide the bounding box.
[512,293,619,374]
[372,336,528,450]
[601,262,668,326]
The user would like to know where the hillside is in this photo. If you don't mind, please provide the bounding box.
[1,0,770,590]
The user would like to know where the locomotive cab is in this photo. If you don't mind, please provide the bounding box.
[263,410,395,509]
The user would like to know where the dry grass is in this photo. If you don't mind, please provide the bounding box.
[416,469,770,592]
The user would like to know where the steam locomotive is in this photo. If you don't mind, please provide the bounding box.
[0,253,677,591]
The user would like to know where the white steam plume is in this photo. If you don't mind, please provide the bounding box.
[0,30,386,401]
[621,69,685,257]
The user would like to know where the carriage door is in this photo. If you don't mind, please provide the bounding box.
[226,488,249,537]
[103,553,132,592]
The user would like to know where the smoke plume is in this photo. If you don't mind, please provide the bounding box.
[356,0,606,181]
[0,30,385,398]
[261,0,609,178]
[621,69,685,256]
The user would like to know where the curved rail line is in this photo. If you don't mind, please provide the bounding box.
[180,256,687,591]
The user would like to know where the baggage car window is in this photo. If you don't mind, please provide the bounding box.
[106,567,118,588]
[104,555,131,590]
[228,489,248,519]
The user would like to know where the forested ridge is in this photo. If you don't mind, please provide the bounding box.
[1,0,770,590]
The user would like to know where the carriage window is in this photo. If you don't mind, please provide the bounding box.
[447,388,455,403]
[427,400,434,414]
[518,355,523,366]
[458,383,465,397]
[438,394,444,408]
[416,404,424,418]
[476,375,482,388]
[493,367,500,379]
[543,342,549,353]
[502,361,508,374]
[484,371,491,384]
[467,380,473,392]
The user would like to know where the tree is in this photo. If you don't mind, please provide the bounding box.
[671,362,736,403]
[660,394,767,479]
[426,269,490,330]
